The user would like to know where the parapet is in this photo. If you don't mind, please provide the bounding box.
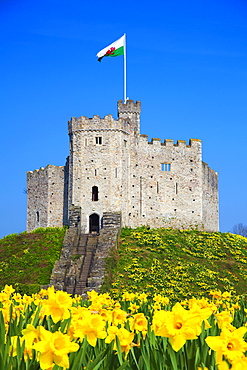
[140,136,202,149]
[117,99,141,116]
[68,100,141,135]
[68,114,120,134]
[27,165,64,178]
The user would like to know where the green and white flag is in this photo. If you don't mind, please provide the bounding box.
[97,35,125,62]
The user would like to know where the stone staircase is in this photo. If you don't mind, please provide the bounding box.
[49,210,121,295]
[63,234,98,295]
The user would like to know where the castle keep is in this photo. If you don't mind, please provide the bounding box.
[27,100,219,233]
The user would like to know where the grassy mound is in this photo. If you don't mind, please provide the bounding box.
[102,226,247,300]
[0,227,66,292]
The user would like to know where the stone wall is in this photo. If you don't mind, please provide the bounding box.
[87,226,120,291]
[49,226,78,291]
[202,162,219,231]
[68,123,130,233]
[26,165,65,231]
[125,137,204,230]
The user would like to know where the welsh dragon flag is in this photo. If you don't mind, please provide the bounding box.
[97,35,125,62]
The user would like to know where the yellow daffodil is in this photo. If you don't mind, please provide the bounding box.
[87,290,98,301]
[22,324,41,348]
[215,311,233,330]
[3,285,15,296]
[105,326,135,355]
[41,289,72,323]
[33,327,79,369]
[230,356,247,369]
[112,308,128,326]
[129,312,148,336]
[217,361,230,370]
[128,302,140,313]
[152,302,203,351]
[99,308,112,322]
[72,311,107,346]
[137,292,148,302]
[205,327,247,363]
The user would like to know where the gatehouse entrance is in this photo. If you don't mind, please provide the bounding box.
[89,213,99,233]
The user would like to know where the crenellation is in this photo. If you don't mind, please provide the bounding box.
[176,140,186,147]
[189,138,202,147]
[147,138,160,146]
[117,99,141,114]
[164,139,174,147]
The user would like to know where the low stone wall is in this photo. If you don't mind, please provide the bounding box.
[49,227,78,291]
[87,227,120,291]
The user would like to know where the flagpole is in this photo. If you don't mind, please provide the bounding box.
[124,33,127,104]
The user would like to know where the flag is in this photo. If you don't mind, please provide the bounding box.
[96,35,125,62]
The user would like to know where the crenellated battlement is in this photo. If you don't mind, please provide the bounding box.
[68,114,118,133]
[27,164,64,177]
[139,135,202,148]
[117,99,141,115]
[68,100,141,135]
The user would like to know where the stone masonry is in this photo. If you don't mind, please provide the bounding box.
[49,211,121,294]
[27,100,219,232]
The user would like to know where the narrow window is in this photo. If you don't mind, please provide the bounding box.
[175,183,178,194]
[157,182,159,193]
[36,211,39,222]
[115,168,117,178]
[92,186,98,201]
[95,169,97,176]
[124,140,127,147]
[95,137,102,145]
[85,138,87,146]
[161,163,171,171]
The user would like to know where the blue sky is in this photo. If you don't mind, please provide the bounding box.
[0,0,247,238]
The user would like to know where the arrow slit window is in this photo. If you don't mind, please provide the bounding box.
[92,186,98,201]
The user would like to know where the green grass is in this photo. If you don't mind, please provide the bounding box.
[102,226,247,301]
[0,227,66,292]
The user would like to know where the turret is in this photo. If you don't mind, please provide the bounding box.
[117,99,141,134]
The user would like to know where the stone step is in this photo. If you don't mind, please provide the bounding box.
[79,235,88,247]
[65,286,75,294]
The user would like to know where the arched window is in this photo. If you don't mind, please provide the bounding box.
[92,186,98,201]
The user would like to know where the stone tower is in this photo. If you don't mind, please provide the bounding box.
[27,100,219,232]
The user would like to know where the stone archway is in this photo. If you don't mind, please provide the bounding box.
[89,213,100,233]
